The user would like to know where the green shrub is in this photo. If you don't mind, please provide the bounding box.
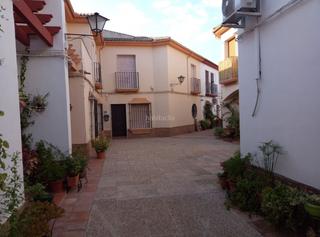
[261,184,307,231]
[230,170,268,213]
[200,119,211,130]
[15,202,64,237]
[35,141,67,183]
[92,136,109,152]
[72,149,88,174]
[65,156,81,177]
[222,152,251,181]
[214,127,224,137]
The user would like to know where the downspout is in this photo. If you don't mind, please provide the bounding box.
[186,55,190,94]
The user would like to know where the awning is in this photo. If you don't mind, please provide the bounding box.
[129,98,151,104]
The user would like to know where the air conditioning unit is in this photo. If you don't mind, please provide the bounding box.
[222,0,260,27]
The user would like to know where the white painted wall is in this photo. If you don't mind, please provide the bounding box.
[0,0,24,222]
[238,0,320,189]
[16,0,72,153]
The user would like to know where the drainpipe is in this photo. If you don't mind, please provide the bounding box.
[186,55,190,94]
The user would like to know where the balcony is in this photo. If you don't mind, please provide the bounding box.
[219,56,238,85]
[206,83,218,97]
[94,62,102,90]
[191,78,201,95]
[115,72,139,92]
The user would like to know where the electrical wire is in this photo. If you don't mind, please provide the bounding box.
[252,26,262,117]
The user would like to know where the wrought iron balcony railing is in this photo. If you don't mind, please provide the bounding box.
[191,77,201,95]
[115,72,139,92]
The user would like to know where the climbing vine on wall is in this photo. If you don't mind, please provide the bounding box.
[18,55,34,148]
[0,111,9,193]
[0,5,6,33]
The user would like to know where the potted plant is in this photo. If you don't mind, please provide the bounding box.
[74,151,88,179]
[46,160,66,193]
[66,156,81,189]
[305,195,320,220]
[92,136,109,159]
[36,141,66,193]
[31,93,49,112]
[25,183,53,203]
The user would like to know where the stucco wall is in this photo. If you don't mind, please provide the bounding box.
[16,0,72,153]
[67,22,107,146]
[0,0,24,222]
[238,0,320,189]
[101,46,156,92]
[101,44,206,132]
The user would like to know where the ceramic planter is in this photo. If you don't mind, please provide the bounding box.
[305,202,320,220]
[96,151,105,159]
[49,180,64,193]
[67,174,79,189]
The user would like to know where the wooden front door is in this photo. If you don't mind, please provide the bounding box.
[111,104,127,137]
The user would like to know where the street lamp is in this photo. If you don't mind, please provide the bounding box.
[87,12,109,35]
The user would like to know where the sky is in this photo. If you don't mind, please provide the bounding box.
[70,0,224,63]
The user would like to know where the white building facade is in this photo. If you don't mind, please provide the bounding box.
[238,0,320,189]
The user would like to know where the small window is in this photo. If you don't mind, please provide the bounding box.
[191,64,196,78]
[227,37,237,57]
[117,55,136,72]
[210,73,215,94]
[129,104,152,129]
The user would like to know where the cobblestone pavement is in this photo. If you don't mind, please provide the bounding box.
[87,131,262,237]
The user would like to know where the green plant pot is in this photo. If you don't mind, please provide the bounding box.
[33,193,53,203]
[305,202,320,220]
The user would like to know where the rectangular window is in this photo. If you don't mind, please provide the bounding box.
[191,64,196,78]
[210,73,214,94]
[205,70,210,94]
[93,62,101,82]
[117,55,136,72]
[129,104,152,129]
[227,38,237,57]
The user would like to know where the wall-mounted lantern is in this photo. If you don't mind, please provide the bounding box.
[170,75,185,87]
[103,111,110,122]
[87,13,109,35]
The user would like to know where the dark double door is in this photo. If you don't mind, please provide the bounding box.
[111,104,127,137]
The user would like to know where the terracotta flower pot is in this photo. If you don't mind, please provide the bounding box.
[49,180,64,193]
[96,151,105,159]
[67,174,79,189]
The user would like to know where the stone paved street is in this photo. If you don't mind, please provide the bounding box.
[86,131,262,237]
